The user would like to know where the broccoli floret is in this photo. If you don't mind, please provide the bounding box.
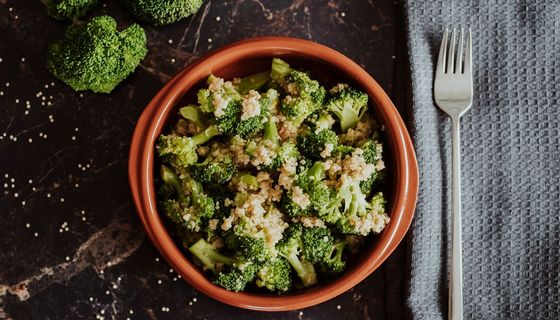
[256,257,293,292]
[214,262,257,292]
[334,186,390,236]
[301,227,334,264]
[277,224,317,287]
[320,240,346,274]
[156,126,220,169]
[270,59,326,127]
[236,71,270,94]
[259,109,300,171]
[197,75,244,135]
[191,155,236,184]
[326,86,369,132]
[120,0,203,26]
[47,16,147,93]
[281,162,332,218]
[297,128,338,160]
[161,168,216,232]
[235,90,275,138]
[188,238,234,272]
[45,0,100,20]
[359,140,384,195]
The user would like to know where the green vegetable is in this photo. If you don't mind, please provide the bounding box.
[156,59,388,294]
[47,16,147,93]
[120,0,203,26]
[44,0,100,20]
[326,86,369,132]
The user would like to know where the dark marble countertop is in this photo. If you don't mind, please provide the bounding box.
[0,1,401,319]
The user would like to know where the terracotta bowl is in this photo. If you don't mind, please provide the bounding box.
[128,37,418,311]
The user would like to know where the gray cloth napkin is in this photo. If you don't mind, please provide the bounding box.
[397,1,560,319]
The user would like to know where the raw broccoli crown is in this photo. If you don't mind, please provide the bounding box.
[256,257,293,292]
[45,0,100,20]
[120,0,203,26]
[327,87,369,132]
[47,15,147,93]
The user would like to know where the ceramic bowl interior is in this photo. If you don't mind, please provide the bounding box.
[128,37,418,311]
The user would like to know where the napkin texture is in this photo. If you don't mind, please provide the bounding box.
[398,1,560,319]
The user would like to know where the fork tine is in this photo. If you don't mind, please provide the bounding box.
[436,28,449,74]
[447,27,457,73]
[455,28,464,73]
[464,28,472,74]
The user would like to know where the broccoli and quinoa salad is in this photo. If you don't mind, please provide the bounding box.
[156,58,389,293]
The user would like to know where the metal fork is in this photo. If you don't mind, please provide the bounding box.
[434,27,473,320]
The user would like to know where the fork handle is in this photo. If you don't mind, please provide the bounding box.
[449,116,463,320]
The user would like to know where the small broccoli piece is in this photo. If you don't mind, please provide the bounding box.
[359,140,384,195]
[235,90,275,138]
[156,126,220,169]
[179,105,205,127]
[197,75,244,135]
[191,155,236,184]
[160,164,182,196]
[161,170,216,232]
[297,128,338,160]
[277,224,317,287]
[256,257,293,292]
[281,162,333,218]
[271,58,291,81]
[332,144,354,159]
[270,58,326,127]
[188,238,234,272]
[47,16,147,93]
[120,0,203,26]
[326,86,369,132]
[320,240,346,274]
[237,71,270,94]
[214,262,257,292]
[45,0,100,20]
[335,187,390,236]
[258,107,300,171]
[301,227,334,264]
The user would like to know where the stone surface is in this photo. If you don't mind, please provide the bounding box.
[0,1,398,319]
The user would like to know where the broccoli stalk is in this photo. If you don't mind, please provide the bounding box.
[237,71,270,94]
[326,87,369,132]
[189,238,235,272]
[47,16,147,93]
[120,0,203,26]
[277,224,317,287]
[179,105,205,127]
[160,164,182,196]
[271,58,292,81]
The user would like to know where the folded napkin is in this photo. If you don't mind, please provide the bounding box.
[398,1,560,319]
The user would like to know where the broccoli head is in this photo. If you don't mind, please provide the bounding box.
[256,257,293,292]
[120,0,203,26]
[234,90,275,138]
[160,169,216,232]
[197,75,244,135]
[214,262,257,292]
[45,0,100,20]
[297,128,338,160]
[334,186,390,236]
[191,155,236,184]
[320,240,346,274]
[301,226,334,264]
[277,223,317,287]
[156,126,220,169]
[326,86,369,132]
[47,16,147,93]
[359,140,384,195]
